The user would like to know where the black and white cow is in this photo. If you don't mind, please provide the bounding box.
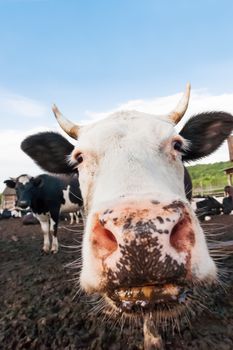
[20,84,233,346]
[194,196,223,220]
[4,174,83,253]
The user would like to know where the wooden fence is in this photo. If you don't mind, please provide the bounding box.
[193,187,225,197]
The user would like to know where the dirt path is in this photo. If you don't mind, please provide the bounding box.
[0,216,233,349]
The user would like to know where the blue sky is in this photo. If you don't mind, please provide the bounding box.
[1,0,233,190]
[1,0,233,127]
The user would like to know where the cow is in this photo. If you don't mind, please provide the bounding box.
[4,174,83,253]
[0,208,22,219]
[20,84,233,346]
[0,209,12,220]
[193,196,223,220]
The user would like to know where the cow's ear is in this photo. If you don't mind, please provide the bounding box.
[179,112,233,162]
[4,179,16,188]
[32,177,43,187]
[21,132,75,174]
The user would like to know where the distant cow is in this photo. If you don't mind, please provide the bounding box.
[0,209,12,220]
[0,208,21,219]
[20,84,233,346]
[4,174,83,253]
[195,196,223,220]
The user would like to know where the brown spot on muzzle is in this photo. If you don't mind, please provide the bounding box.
[163,200,185,212]
[151,200,160,205]
[105,228,188,291]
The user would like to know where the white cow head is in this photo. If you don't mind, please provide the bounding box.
[21,85,233,320]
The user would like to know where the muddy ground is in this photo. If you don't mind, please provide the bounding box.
[1,216,233,350]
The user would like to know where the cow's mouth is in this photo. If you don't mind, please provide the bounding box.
[106,283,192,313]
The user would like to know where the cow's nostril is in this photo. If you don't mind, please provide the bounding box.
[169,216,195,252]
[91,219,118,259]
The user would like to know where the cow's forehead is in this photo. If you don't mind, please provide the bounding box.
[78,111,176,151]
[17,174,31,185]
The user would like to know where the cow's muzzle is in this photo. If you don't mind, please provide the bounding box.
[17,200,30,209]
[89,199,196,312]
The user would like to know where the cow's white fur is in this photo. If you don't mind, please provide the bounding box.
[61,185,81,213]
[18,175,31,185]
[68,110,217,292]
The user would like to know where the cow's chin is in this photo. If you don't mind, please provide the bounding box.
[103,282,193,316]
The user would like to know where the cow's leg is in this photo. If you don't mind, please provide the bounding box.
[69,212,79,224]
[36,214,50,253]
[50,218,58,253]
[79,208,84,223]
[69,213,74,225]
[74,212,79,224]
[50,208,60,253]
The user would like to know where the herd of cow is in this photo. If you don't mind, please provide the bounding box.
[3,84,233,349]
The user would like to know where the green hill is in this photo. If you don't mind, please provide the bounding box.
[187,161,233,195]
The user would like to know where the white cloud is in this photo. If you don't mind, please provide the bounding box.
[85,89,233,123]
[0,86,75,193]
[0,87,52,192]
[0,88,48,118]
[0,127,51,193]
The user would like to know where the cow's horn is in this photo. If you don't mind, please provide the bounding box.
[169,83,191,124]
[52,104,79,139]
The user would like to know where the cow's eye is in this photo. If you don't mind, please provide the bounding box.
[172,140,183,152]
[76,153,84,165]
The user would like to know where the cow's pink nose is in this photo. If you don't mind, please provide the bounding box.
[90,201,195,260]
[91,215,118,259]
